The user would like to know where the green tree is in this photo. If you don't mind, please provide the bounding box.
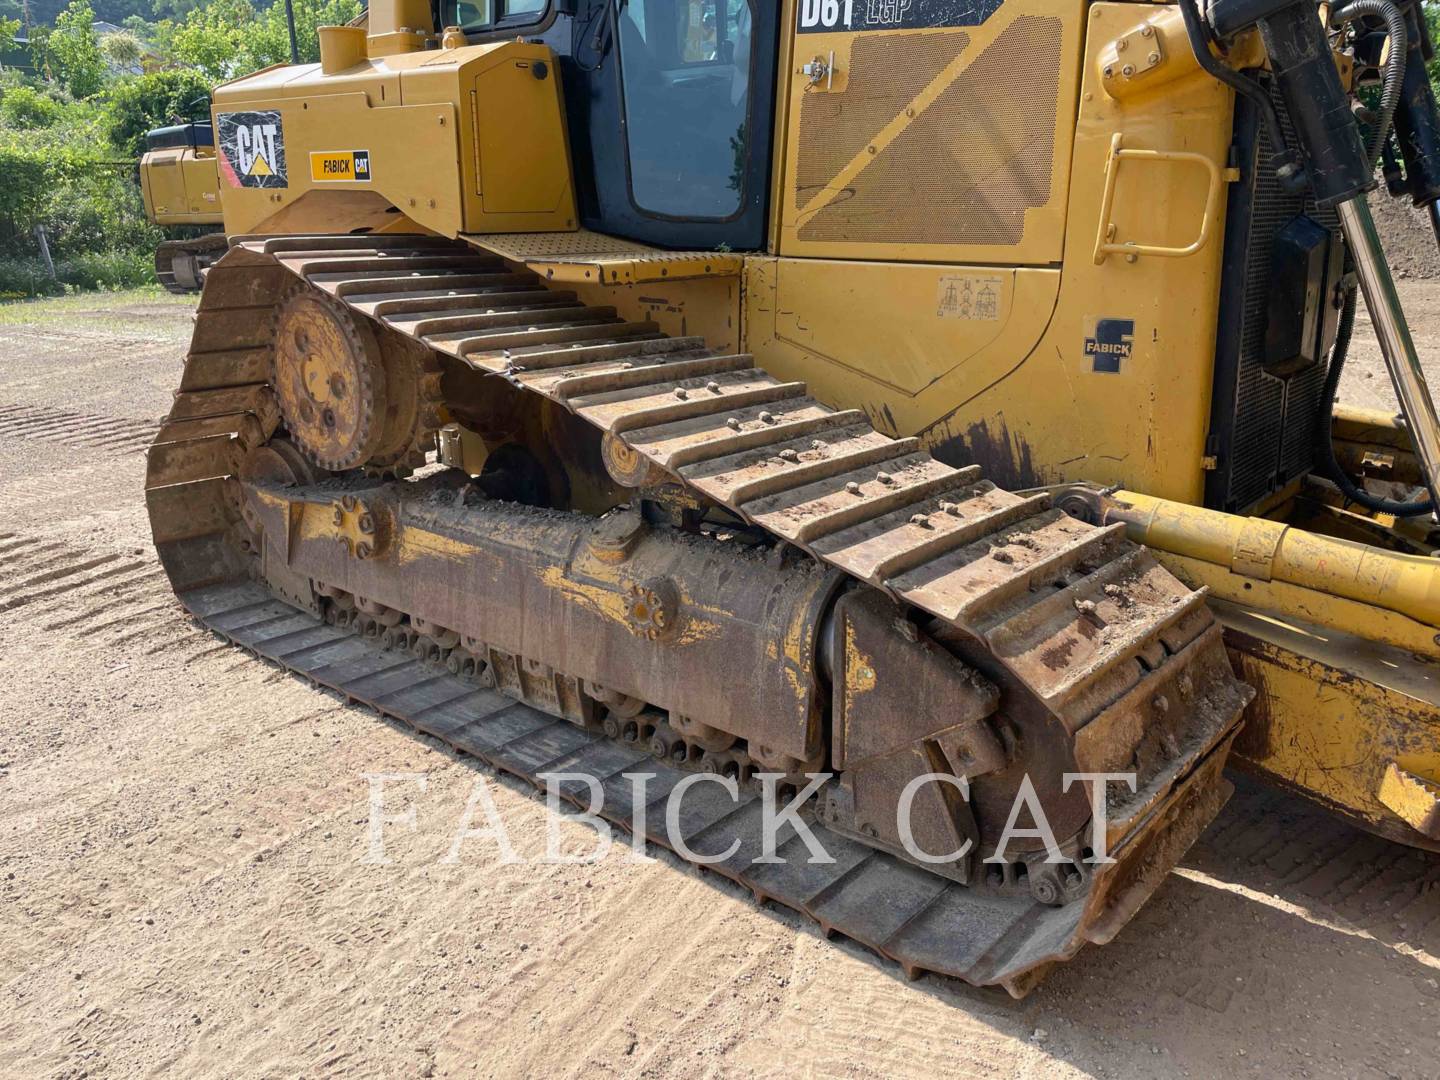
[46,0,106,98]
[0,84,65,127]
[158,0,360,81]
[29,25,52,75]
[245,0,362,68]
[102,67,210,156]
[0,14,19,54]
[1428,2,1440,87]
[160,0,249,81]
[99,28,145,71]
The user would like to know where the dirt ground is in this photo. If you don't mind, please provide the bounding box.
[1,287,1438,1080]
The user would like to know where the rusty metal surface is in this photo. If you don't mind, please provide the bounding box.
[1219,602,1440,853]
[140,236,1255,994]
[155,234,227,294]
[171,575,1236,997]
[241,474,842,763]
[272,290,387,471]
[256,236,1247,784]
[823,588,1003,881]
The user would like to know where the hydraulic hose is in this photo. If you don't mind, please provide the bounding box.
[1332,0,1408,163]
[1320,283,1436,515]
[1311,0,1429,514]
[1177,0,1303,187]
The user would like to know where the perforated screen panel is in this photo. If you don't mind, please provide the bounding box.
[792,17,1063,248]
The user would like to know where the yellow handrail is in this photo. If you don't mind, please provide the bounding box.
[1093,133,1230,264]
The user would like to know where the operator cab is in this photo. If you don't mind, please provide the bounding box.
[144,120,216,153]
[441,0,779,251]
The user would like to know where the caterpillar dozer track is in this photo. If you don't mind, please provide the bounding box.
[144,0,1440,993]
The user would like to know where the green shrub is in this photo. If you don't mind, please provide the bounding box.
[0,144,163,263]
[55,247,154,290]
[0,250,154,299]
[0,146,54,225]
[0,257,63,299]
[44,0,105,99]
[0,84,64,128]
[103,68,212,158]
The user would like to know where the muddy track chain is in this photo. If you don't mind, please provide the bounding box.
[154,234,229,295]
[144,234,1251,996]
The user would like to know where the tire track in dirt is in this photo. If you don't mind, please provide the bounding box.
[0,661,390,986]
[1187,780,1440,965]
[0,460,152,540]
[0,530,189,653]
[0,404,156,455]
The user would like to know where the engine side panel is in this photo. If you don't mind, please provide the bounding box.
[778,0,1084,266]
[209,41,577,238]
[140,146,224,226]
[747,3,1234,503]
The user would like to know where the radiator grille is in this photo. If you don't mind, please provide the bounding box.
[794,17,1062,247]
[1207,91,1338,513]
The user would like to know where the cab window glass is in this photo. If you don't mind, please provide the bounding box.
[439,0,546,33]
[618,0,754,219]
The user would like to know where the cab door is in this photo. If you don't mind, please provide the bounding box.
[551,0,782,251]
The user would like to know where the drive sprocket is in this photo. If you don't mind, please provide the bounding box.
[367,329,445,474]
[272,290,386,471]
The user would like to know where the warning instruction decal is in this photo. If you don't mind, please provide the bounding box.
[798,0,1004,33]
[217,111,287,189]
[937,274,1002,321]
[310,150,372,183]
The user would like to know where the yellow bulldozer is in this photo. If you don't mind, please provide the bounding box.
[137,117,226,291]
[145,0,1440,995]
